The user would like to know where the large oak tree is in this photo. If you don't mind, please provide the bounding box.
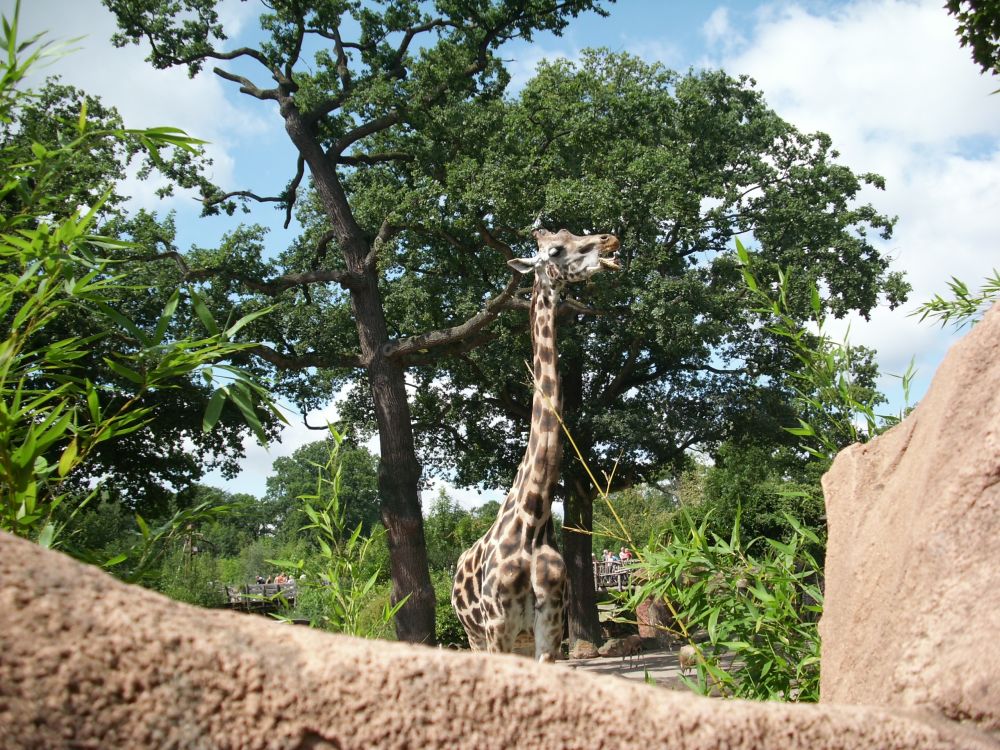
[332,51,909,644]
[102,2,907,646]
[104,0,613,643]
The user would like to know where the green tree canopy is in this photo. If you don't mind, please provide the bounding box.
[327,51,907,642]
[947,0,1000,76]
[103,0,616,643]
[265,438,381,538]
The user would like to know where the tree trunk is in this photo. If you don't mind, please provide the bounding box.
[560,362,603,646]
[563,484,603,645]
[284,110,435,644]
[367,350,436,644]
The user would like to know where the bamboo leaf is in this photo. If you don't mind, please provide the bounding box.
[202,388,227,432]
[57,437,78,477]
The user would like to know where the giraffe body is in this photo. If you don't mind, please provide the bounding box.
[452,228,620,661]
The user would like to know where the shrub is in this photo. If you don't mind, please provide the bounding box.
[270,427,404,638]
[625,511,823,701]
[432,569,469,649]
[0,4,280,565]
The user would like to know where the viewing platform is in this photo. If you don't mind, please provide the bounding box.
[593,560,636,593]
[224,582,297,613]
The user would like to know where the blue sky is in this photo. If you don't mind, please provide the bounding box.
[12,0,1000,505]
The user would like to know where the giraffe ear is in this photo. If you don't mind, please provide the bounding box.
[507,257,537,274]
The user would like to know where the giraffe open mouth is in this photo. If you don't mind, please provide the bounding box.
[598,235,621,271]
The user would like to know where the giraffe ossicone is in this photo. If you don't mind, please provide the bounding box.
[451,227,620,662]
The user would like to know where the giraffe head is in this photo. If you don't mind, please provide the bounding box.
[507,228,620,285]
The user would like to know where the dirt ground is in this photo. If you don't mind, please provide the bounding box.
[563,646,692,689]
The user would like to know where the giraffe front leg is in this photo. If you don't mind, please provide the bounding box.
[532,547,567,662]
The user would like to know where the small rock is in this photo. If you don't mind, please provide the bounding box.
[568,639,600,659]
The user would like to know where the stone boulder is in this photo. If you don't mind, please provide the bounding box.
[2,533,991,748]
[2,305,999,748]
[636,595,675,645]
[820,302,1000,737]
[567,638,600,659]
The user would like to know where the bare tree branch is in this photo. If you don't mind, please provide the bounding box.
[383,273,523,359]
[397,330,497,367]
[367,219,399,271]
[337,151,414,167]
[283,155,305,229]
[477,222,515,261]
[487,383,531,422]
[330,111,402,156]
[284,15,306,83]
[386,19,450,76]
[202,189,286,210]
[503,297,602,319]
[131,252,363,293]
[600,339,643,405]
[212,67,279,101]
[250,343,362,370]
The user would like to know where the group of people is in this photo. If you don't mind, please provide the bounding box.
[254,573,292,585]
[599,547,633,563]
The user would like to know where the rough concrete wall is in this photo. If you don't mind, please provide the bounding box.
[0,533,992,749]
[820,302,1000,740]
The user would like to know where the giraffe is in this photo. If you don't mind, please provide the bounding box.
[451,227,620,662]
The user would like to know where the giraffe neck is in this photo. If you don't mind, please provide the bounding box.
[509,270,563,526]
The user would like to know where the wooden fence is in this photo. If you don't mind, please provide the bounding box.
[593,560,636,592]
[224,582,297,613]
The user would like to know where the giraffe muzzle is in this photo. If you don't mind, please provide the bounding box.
[598,235,621,271]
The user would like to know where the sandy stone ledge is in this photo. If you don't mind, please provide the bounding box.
[3,305,999,750]
[1,533,994,750]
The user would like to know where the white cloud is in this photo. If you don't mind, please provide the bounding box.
[620,37,685,69]
[721,1,996,158]
[705,0,1000,409]
[16,0,269,209]
[504,43,586,93]
[702,7,745,53]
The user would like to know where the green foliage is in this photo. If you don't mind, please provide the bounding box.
[590,484,676,555]
[157,544,226,608]
[265,437,381,538]
[627,511,823,702]
[336,49,909,530]
[422,489,497,571]
[691,440,826,553]
[431,568,469,649]
[270,427,404,638]
[615,238,913,703]
[911,269,1000,329]
[946,0,1000,77]
[736,239,907,463]
[0,7,282,560]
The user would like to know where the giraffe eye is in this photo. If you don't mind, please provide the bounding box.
[549,246,564,257]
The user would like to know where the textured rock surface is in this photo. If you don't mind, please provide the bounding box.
[1,534,993,749]
[820,303,1000,738]
[567,638,600,660]
[637,595,675,644]
[2,308,999,749]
